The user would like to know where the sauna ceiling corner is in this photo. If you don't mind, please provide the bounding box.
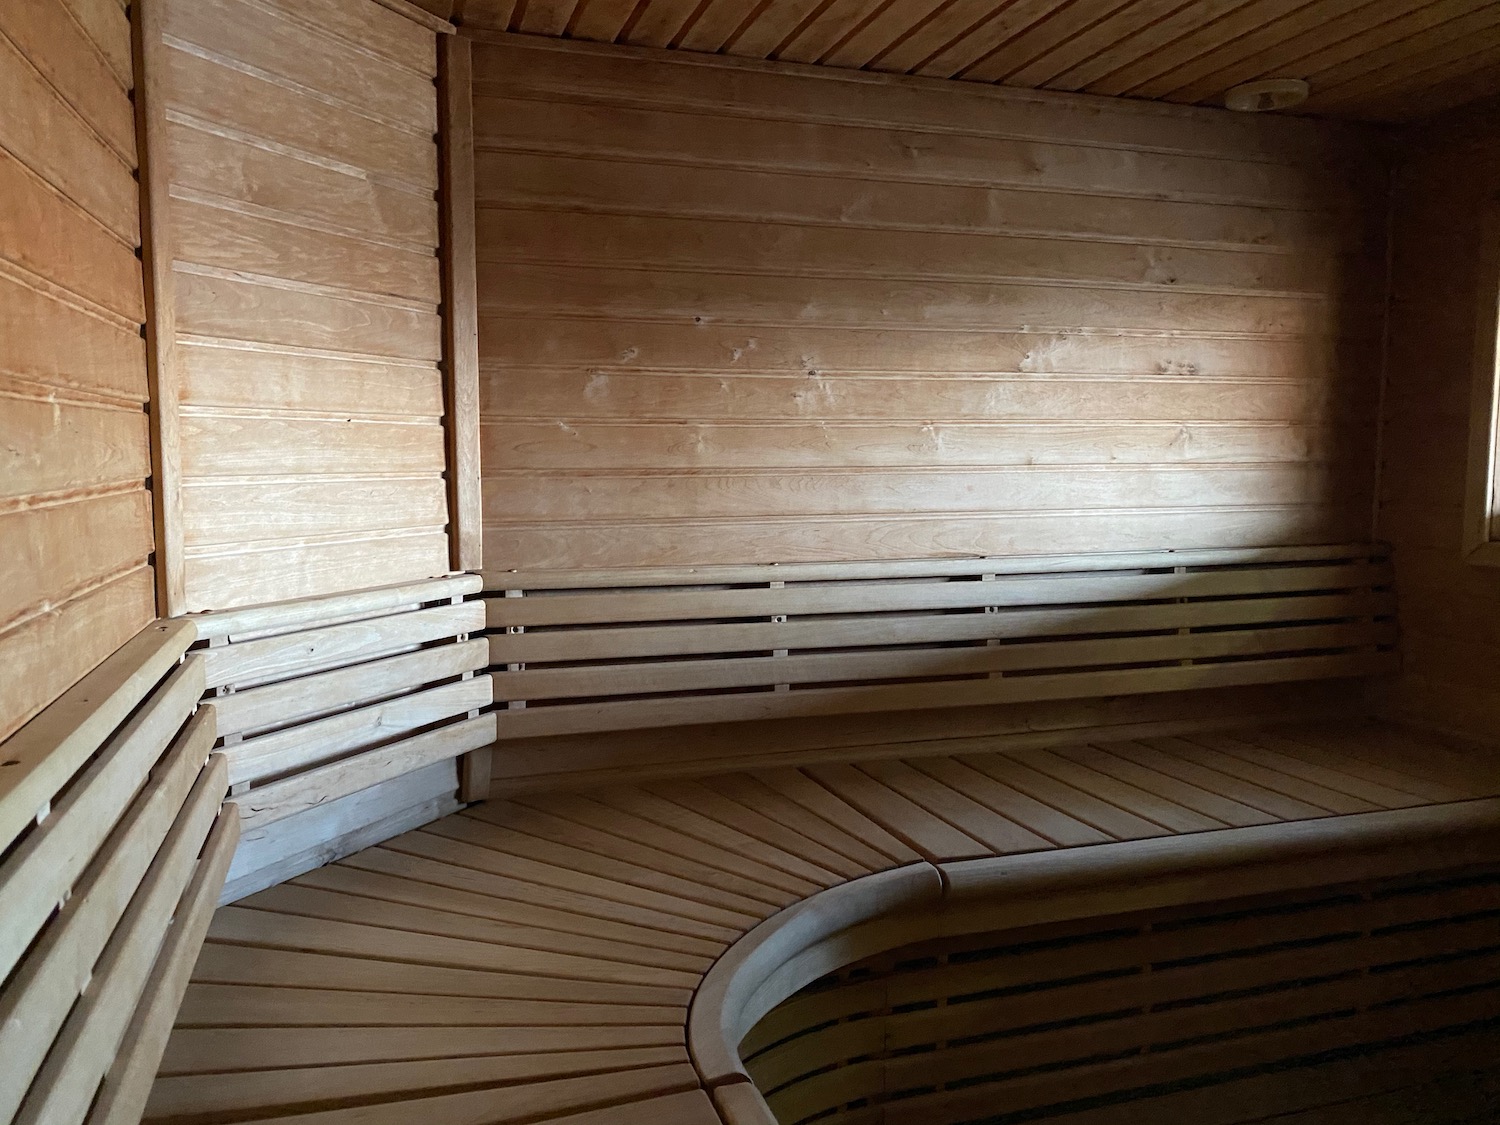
[421,0,1500,123]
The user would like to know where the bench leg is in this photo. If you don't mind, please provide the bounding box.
[459,747,493,803]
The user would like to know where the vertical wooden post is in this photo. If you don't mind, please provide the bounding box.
[132,0,185,616]
[437,34,482,575]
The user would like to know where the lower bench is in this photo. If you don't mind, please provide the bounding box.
[147,717,1500,1124]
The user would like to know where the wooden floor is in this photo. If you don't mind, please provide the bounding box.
[148,719,1500,1124]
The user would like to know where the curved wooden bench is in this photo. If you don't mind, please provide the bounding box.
[148,718,1500,1124]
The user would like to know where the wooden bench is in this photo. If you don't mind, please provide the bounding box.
[0,620,236,1125]
[147,717,1500,1125]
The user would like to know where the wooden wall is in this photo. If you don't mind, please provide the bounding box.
[0,1,156,742]
[471,35,1386,573]
[1380,101,1500,741]
[148,0,453,612]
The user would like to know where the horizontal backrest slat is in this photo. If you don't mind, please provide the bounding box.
[0,619,196,855]
[482,547,1396,742]
[488,560,1391,628]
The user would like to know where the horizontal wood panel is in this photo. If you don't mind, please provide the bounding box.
[480,420,1363,471]
[0,148,144,322]
[181,477,449,546]
[487,509,1369,571]
[482,320,1373,381]
[176,343,443,418]
[476,41,1382,572]
[478,210,1354,297]
[163,0,438,134]
[473,94,1357,211]
[479,371,1372,423]
[0,395,149,502]
[485,465,1361,524]
[183,532,453,612]
[161,0,450,612]
[481,263,1354,337]
[161,44,438,193]
[166,123,439,249]
[0,0,155,741]
[179,414,445,477]
[480,151,1361,253]
[172,198,441,305]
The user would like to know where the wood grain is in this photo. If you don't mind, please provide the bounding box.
[156,0,453,611]
[472,37,1384,572]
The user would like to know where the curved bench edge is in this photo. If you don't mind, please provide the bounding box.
[685,797,1500,1122]
[688,862,943,1089]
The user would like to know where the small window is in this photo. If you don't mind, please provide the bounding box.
[1465,198,1500,566]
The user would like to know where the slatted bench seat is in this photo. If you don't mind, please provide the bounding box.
[147,718,1500,1125]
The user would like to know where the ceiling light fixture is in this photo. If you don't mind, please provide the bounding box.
[1224,78,1310,112]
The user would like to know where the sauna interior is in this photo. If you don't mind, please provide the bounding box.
[5,1,1500,1123]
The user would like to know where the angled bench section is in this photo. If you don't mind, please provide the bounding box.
[0,618,236,1125]
[183,575,497,901]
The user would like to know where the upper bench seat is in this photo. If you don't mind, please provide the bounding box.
[149,717,1500,1125]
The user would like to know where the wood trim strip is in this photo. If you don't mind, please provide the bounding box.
[485,543,1385,591]
[370,0,456,34]
[132,0,185,616]
[439,33,483,574]
[190,574,482,641]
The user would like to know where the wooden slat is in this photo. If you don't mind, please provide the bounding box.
[236,711,497,827]
[0,656,205,983]
[192,574,481,642]
[489,651,1397,740]
[86,808,239,1125]
[213,639,489,737]
[0,619,194,854]
[201,601,483,689]
[226,675,493,786]
[13,754,228,1125]
[487,562,1391,627]
[0,708,213,1120]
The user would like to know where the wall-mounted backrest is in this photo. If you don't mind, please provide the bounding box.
[485,543,1397,745]
[0,619,235,1125]
[189,574,496,901]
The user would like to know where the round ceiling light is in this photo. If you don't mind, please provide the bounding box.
[1224,78,1310,112]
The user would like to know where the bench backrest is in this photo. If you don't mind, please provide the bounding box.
[0,621,235,1125]
[486,544,1397,742]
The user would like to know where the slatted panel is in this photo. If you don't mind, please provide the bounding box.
[453,4,1500,123]
[483,546,1397,742]
[472,34,1384,572]
[150,717,1500,1123]
[0,0,156,743]
[747,869,1500,1125]
[0,620,232,1125]
[150,0,451,612]
[195,576,496,901]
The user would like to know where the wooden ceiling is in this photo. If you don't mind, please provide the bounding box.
[419,0,1500,123]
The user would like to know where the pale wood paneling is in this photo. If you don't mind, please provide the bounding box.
[1379,100,1500,741]
[151,0,452,611]
[473,36,1384,572]
[449,1,1500,123]
[0,0,156,742]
